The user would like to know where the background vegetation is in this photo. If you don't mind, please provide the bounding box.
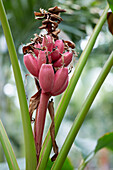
[0,0,113,169]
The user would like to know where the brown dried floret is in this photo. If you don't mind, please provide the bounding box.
[42,19,58,28]
[52,29,60,39]
[34,6,66,39]
[22,42,35,54]
[50,14,63,23]
[39,24,48,29]
[31,34,43,44]
[48,6,66,14]
[34,11,44,17]
[64,40,75,49]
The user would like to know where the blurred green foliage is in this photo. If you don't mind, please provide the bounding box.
[0,0,113,169]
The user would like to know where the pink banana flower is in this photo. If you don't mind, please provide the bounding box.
[53,51,73,67]
[23,53,39,78]
[23,35,73,163]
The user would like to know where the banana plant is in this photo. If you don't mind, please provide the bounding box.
[0,0,113,169]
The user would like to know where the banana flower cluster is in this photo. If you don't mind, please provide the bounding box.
[23,35,73,163]
[24,35,72,95]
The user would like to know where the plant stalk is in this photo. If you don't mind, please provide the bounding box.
[38,4,109,170]
[0,0,37,169]
[52,51,113,169]
[35,92,50,163]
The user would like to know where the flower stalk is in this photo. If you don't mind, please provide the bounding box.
[34,92,50,163]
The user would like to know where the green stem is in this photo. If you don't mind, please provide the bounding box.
[0,1,37,169]
[0,120,19,170]
[38,4,109,169]
[52,51,113,169]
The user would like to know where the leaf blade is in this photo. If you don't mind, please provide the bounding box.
[77,132,113,170]
[0,120,19,170]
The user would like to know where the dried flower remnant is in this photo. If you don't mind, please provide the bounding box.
[22,6,76,165]
[107,12,113,35]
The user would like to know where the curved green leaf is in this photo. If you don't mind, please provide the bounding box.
[0,120,19,170]
[95,132,113,152]
[78,132,113,170]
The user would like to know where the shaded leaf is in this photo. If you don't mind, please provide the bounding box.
[46,157,74,170]
[62,157,74,170]
[75,132,113,169]
[95,132,113,152]
[107,0,113,12]
[107,12,113,35]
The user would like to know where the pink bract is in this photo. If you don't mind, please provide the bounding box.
[50,67,68,96]
[54,39,64,54]
[42,35,53,52]
[52,78,68,96]
[53,52,73,67]
[39,64,54,93]
[34,43,41,57]
[38,51,47,70]
[24,53,39,78]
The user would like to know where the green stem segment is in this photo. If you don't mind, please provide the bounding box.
[0,120,19,170]
[35,92,50,163]
[52,51,113,169]
[0,1,37,169]
[38,4,109,169]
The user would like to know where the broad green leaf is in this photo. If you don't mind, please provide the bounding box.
[62,157,74,170]
[46,159,53,170]
[75,132,113,169]
[107,0,113,12]
[46,158,74,170]
[95,132,113,152]
[0,120,19,170]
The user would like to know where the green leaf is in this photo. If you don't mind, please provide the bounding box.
[95,132,113,152]
[107,0,113,12]
[46,158,74,170]
[46,159,53,170]
[76,132,113,169]
[0,120,19,170]
[62,157,74,170]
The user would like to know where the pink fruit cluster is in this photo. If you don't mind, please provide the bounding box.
[24,35,73,96]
